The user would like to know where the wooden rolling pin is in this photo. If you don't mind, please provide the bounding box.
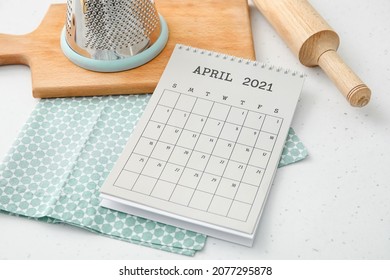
[253,0,371,107]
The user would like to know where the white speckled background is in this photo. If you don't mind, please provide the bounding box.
[0,0,389,259]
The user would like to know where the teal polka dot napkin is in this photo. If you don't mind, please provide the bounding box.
[0,95,307,256]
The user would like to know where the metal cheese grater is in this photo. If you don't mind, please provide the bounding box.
[65,0,163,61]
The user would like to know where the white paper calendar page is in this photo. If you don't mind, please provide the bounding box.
[100,45,305,246]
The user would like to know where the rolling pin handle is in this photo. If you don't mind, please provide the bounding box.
[318,50,371,107]
[253,0,371,107]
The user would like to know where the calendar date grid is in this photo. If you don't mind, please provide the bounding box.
[113,90,284,222]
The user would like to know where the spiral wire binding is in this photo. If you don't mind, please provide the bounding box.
[177,44,306,78]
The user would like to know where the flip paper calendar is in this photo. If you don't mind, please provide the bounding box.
[99,45,305,246]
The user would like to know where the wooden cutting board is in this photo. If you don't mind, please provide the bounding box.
[0,0,255,98]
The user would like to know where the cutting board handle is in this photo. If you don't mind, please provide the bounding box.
[0,33,31,65]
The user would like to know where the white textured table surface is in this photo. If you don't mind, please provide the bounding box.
[0,0,389,259]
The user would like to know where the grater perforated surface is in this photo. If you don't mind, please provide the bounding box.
[65,0,161,59]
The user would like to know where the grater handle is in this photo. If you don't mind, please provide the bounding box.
[0,33,31,66]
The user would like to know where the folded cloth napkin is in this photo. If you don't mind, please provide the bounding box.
[0,95,308,256]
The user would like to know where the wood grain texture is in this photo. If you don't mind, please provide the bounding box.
[0,0,255,98]
[253,0,371,107]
